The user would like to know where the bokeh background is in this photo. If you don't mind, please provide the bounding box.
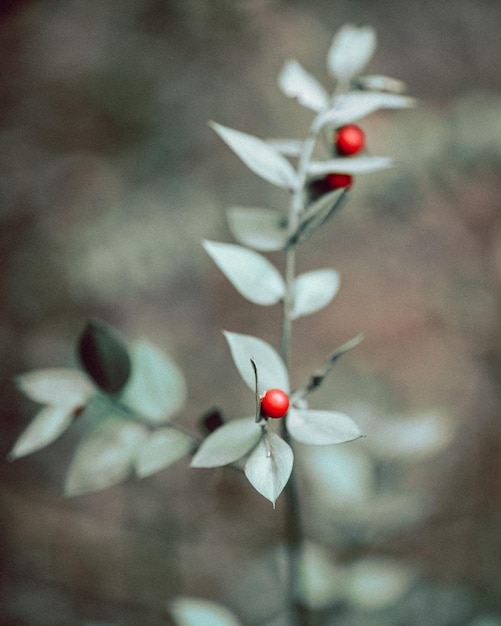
[2,1,501,624]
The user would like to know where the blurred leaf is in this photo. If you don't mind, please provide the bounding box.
[290,189,348,246]
[203,240,285,306]
[227,207,288,252]
[287,409,362,445]
[16,368,95,406]
[135,428,195,478]
[169,597,242,626]
[245,432,293,505]
[120,340,187,425]
[291,269,340,319]
[210,122,298,189]
[78,319,131,394]
[368,411,455,461]
[308,156,392,176]
[346,557,416,611]
[298,541,347,610]
[278,59,329,112]
[353,74,407,93]
[9,404,75,460]
[224,331,289,394]
[191,418,261,468]
[313,91,416,130]
[65,416,147,496]
[327,24,377,82]
[266,139,303,157]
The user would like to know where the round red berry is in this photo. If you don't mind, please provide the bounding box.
[325,173,353,190]
[335,124,365,156]
[261,389,289,419]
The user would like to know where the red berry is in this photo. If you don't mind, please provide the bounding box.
[261,389,289,419]
[335,124,365,156]
[325,173,353,190]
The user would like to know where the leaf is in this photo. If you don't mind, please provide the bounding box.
[291,269,340,319]
[210,122,297,189]
[245,432,293,505]
[224,331,289,394]
[77,319,131,394]
[298,541,347,610]
[191,418,261,468]
[227,207,288,252]
[135,428,195,477]
[353,74,407,94]
[203,240,285,306]
[287,409,362,445]
[346,557,416,611]
[327,24,377,82]
[169,597,242,626]
[313,91,416,130]
[65,416,147,496]
[120,340,187,425]
[16,368,95,406]
[266,139,303,158]
[290,189,348,246]
[9,404,75,460]
[278,59,329,112]
[308,156,392,177]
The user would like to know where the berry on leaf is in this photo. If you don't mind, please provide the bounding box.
[261,388,290,419]
[334,124,365,156]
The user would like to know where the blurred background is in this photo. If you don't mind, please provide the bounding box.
[1,1,501,624]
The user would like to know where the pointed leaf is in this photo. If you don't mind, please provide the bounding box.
[291,269,340,319]
[313,91,416,131]
[16,368,95,406]
[224,331,289,394]
[290,189,348,246]
[266,139,303,158]
[191,418,261,468]
[169,597,242,626]
[245,432,293,505]
[65,417,147,496]
[203,240,285,305]
[327,24,377,82]
[135,428,195,478]
[120,340,187,424]
[227,207,288,252]
[308,156,392,177]
[211,122,297,189]
[287,409,362,445]
[278,59,329,112]
[78,319,131,394]
[9,404,75,460]
[354,74,407,94]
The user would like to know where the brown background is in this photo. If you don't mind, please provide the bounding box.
[1,1,501,624]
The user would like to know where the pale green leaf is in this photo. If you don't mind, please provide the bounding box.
[298,541,347,610]
[354,74,407,93]
[120,340,187,424]
[16,368,95,406]
[169,597,242,626]
[224,331,289,394]
[266,139,303,158]
[203,240,285,306]
[327,24,377,82]
[287,409,362,445]
[278,59,329,112]
[9,404,75,460]
[346,557,416,611]
[291,189,347,246]
[191,418,261,468]
[245,432,293,505]
[308,156,392,177]
[65,416,148,496]
[313,91,416,131]
[135,428,195,477]
[210,122,298,189]
[227,207,288,252]
[291,269,340,319]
